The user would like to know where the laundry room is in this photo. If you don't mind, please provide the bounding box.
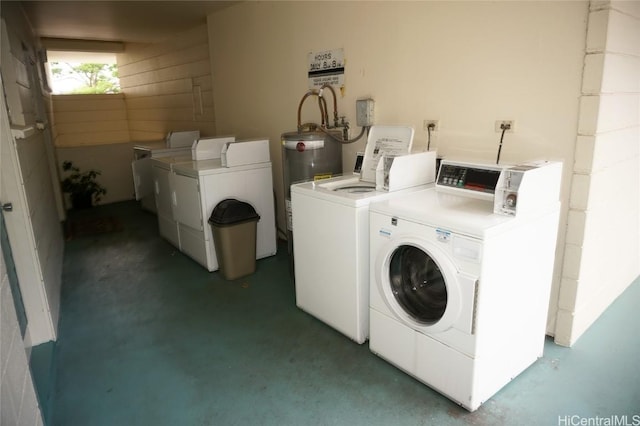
[1,1,638,425]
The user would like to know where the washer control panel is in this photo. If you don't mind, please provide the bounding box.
[436,159,563,216]
[437,163,501,194]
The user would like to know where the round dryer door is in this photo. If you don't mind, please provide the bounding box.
[376,237,461,333]
[389,245,447,324]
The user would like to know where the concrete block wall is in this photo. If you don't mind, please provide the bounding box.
[52,93,135,206]
[51,24,220,205]
[1,254,43,426]
[117,24,217,142]
[15,130,64,345]
[51,94,131,147]
[556,0,640,346]
[2,3,64,346]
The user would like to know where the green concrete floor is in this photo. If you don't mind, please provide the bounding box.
[46,201,639,425]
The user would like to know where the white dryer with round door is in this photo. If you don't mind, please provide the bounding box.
[368,160,563,411]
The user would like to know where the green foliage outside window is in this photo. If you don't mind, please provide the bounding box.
[50,62,120,94]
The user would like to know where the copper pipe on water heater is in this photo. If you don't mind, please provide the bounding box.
[297,89,327,132]
[319,83,339,127]
[294,85,366,144]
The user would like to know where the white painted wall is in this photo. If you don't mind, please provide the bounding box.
[0,8,44,423]
[555,1,640,346]
[50,24,221,205]
[117,24,217,141]
[1,5,64,346]
[52,94,131,147]
[208,0,586,234]
[49,24,220,206]
[57,142,138,205]
[51,93,134,206]
[0,249,44,426]
[207,1,592,341]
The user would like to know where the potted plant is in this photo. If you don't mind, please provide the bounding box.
[61,161,107,209]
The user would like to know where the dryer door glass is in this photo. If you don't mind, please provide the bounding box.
[389,245,447,325]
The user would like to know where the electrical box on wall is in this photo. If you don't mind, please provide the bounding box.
[356,98,375,127]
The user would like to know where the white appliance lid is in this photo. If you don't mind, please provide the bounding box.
[360,125,414,183]
[167,130,200,148]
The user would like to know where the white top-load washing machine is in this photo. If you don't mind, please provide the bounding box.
[368,159,562,411]
[132,130,201,212]
[291,125,438,343]
[169,139,277,272]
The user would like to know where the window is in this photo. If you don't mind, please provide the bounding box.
[47,51,120,95]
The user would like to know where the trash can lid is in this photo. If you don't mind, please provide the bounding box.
[209,198,260,226]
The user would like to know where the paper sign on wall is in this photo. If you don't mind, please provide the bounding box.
[308,48,344,88]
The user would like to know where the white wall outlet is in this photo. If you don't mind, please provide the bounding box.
[423,120,439,131]
[356,98,375,127]
[495,120,515,132]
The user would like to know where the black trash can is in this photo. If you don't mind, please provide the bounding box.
[208,199,261,280]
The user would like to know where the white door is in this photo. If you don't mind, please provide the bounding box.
[171,173,203,231]
[153,165,173,217]
[132,157,153,200]
[152,164,180,247]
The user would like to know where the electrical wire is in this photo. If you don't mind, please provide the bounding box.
[427,125,432,151]
[496,125,509,164]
